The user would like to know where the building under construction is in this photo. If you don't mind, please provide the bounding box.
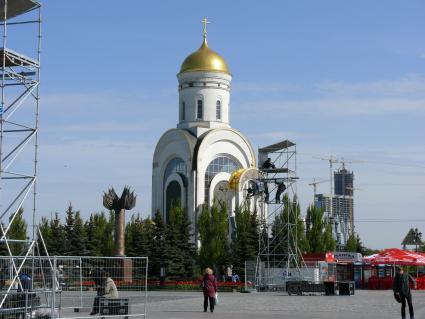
[315,166,355,249]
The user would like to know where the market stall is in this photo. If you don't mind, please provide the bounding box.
[363,248,425,289]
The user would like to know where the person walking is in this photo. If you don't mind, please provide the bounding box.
[393,266,415,319]
[201,267,217,313]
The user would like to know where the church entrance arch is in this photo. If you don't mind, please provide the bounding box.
[213,180,229,207]
[204,155,240,204]
[165,180,181,222]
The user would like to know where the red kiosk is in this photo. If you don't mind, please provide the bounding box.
[363,248,425,289]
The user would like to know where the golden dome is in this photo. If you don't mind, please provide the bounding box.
[179,38,230,75]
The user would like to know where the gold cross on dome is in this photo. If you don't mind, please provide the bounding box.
[201,17,210,39]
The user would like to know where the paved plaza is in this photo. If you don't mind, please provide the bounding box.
[146,290,425,319]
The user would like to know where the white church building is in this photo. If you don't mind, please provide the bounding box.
[151,25,259,230]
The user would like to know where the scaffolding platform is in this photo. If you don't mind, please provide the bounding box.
[258,140,295,153]
[0,47,39,67]
[260,168,291,174]
[0,0,39,21]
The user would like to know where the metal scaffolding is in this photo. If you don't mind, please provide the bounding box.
[254,140,306,290]
[0,0,43,308]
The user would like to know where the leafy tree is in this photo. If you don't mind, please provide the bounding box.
[198,203,229,270]
[231,205,259,276]
[305,205,336,253]
[323,222,336,252]
[305,205,326,253]
[345,232,358,252]
[345,232,366,254]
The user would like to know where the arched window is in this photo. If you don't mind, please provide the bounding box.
[204,156,240,203]
[166,181,181,222]
[216,100,221,120]
[181,101,185,121]
[197,99,203,119]
[163,158,187,222]
[164,158,187,183]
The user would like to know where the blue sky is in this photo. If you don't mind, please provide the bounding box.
[23,0,425,249]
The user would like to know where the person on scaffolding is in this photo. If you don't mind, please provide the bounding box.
[275,181,286,203]
[263,182,270,203]
[261,158,276,169]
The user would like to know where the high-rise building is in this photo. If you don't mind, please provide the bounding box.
[334,167,354,196]
[315,167,355,248]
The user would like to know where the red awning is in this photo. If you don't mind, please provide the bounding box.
[363,248,425,266]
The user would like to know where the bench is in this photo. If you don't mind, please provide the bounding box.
[99,298,129,319]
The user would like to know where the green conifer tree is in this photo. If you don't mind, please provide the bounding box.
[49,212,66,255]
[85,215,100,256]
[7,209,28,255]
[270,195,307,265]
[37,217,52,256]
[0,223,8,256]
[231,205,258,276]
[198,203,229,270]
[72,211,87,255]
[150,210,167,278]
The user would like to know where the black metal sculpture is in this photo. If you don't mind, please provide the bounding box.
[103,186,136,256]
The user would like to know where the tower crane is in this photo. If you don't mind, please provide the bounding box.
[308,178,329,201]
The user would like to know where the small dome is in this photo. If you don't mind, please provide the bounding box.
[179,38,230,75]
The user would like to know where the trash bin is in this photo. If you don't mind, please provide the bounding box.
[338,281,355,295]
[324,281,336,295]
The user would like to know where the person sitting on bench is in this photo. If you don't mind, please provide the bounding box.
[261,158,276,169]
[90,270,118,315]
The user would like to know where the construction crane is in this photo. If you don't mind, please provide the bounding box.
[314,156,339,219]
[313,155,363,217]
[308,178,329,201]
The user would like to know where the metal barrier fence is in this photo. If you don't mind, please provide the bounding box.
[244,260,257,292]
[0,256,148,319]
[247,259,329,292]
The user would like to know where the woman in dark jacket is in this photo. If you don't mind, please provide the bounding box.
[202,267,217,313]
[393,266,415,319]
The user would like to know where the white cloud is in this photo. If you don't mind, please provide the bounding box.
[250,130,315,142]
[315,74,425,97]
[232,82,299,94]
[239,97,425,117]
[233,74,425,118]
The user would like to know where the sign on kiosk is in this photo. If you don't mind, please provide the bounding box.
[334,252,363,263]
